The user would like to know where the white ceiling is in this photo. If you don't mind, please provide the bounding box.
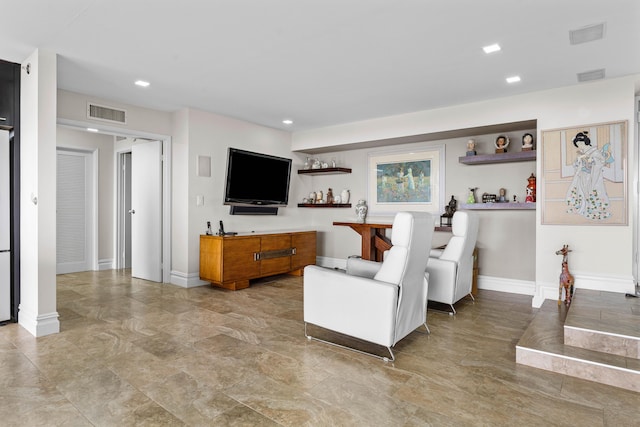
[2,0,639,132]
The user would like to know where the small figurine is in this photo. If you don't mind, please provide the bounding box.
[498,188,507,202]
[447,195,457,216]
[556,245,575,306]
[522,133,534,151]
[466,139,477,156]
[495,135,509,153]
[467,187,478,204]
[326,188,334,204]
[441,195,457,226]
[525,173,536,203]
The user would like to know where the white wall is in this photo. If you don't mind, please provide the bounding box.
[292,75,639,305]
[56,126,114,266]
[19,49,59,336]
[173,108,311,285]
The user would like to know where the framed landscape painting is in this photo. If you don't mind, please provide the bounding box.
[541,120,627,225]
[367,145,445,215]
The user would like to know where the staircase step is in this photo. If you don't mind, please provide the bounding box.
[516,290,640,393]
[564,289,640,359]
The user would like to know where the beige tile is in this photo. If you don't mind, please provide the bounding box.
[2,270,638,425]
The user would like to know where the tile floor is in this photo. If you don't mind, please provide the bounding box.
[1,270,639,426]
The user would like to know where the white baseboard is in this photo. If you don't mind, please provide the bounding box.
[532,273,635,308]
[477,275,535,296]
[98,259,114,271]
[170,270,208,288]
[18,306,60,337]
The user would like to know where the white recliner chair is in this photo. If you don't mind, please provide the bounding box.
[303,212,435,361]
[426,211,479,315]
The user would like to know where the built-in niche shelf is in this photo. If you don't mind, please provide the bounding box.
[298,167,352,175]
[297,203,352,208]
[461,202,535,210]
[458,150,536,165]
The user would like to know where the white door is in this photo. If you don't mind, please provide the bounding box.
[56,150,93,274]
[131,140,163,282]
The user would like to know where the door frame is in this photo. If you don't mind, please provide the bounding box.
[57,118,172,284]
[634,96,640,288]
[116,150,132,270]
[55,146,98,272]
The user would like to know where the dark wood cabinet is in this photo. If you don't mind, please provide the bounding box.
[0,60,18,128]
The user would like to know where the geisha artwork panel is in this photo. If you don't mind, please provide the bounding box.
[541,121,627,225]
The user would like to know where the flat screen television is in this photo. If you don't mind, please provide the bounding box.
[223,148,292,207]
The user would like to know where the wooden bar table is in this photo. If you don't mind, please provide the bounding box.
[332,221,392,261]
[333,221,454,262]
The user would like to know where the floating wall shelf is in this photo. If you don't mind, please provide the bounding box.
[458,150,536,165]
[297,203,352,208]
[298,167,352,175]
[461,202,536,210]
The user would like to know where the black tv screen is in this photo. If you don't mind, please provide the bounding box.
[224,148,292,207]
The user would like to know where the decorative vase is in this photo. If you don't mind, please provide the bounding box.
[341,189,350,204]
[303,157,310,170]
[355,199,368,223]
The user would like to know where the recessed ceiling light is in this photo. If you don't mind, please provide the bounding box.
[483,44,501,54]
[135,80,150,87]
[506,75,521,84]
[87,128,99,132]
[282,119,293,125]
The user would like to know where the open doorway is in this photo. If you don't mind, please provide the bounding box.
[117,151,132,269]
[57,118,172,284]
[115,138,164,283]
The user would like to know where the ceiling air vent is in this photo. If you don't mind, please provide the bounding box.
[87,102,127,124]
[569,23,605,45]
[577,68,605,83]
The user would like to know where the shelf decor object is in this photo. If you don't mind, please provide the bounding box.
[540,121,627,225]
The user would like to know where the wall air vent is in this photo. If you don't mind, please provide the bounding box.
[577,68,605,83]
[87,102,127,124]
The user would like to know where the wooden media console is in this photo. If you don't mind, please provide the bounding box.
[199,230,317,290]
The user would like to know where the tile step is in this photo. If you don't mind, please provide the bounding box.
[516,291,640,393]
[563,289,640,359]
